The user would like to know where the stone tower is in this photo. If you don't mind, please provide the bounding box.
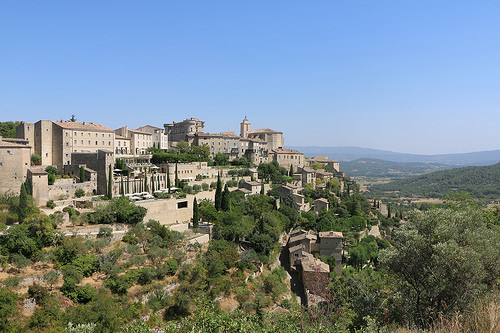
[240,117,251,138]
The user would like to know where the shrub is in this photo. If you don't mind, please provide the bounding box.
[72,254,99,277]
[28,284,50,306]
[2,276,23,288]
[201,183,209,191]
[192,184,201,192]
[138,267,156,285]
[183,185,192,194]
[63,206,80,217]
[75,189,85,198]
[11,253,32,268]
[46,200,56,209]
[122,234,138,245]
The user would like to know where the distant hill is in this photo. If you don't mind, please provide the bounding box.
[368,162,500,199]
[341,158,452,179]
[289,146,500,166]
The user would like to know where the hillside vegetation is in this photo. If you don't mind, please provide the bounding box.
[341,158,451,179]
[369,162,500,198]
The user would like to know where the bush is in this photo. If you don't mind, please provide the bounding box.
[2,276,23,288]
[46,200,56,209]
[28,284,50,306]
[183,185,192,194]
[48,173,56,185]
[138,267,156,285]
[201,183,209,191]
[122,234,139,245]
[11,253,32,268]
[210,182,217,189]
[192,184,201,192]
[72,254,99,277]
[63,206,80,217]
[75,189,85,198]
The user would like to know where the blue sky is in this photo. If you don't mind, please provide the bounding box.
[1,1,499,154]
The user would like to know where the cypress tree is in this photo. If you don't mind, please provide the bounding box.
[80,166,85,183]
[120,176,124,195]
[127,175,130,194]
[18,183,28,222]
[193,197,199,229]
[151,173,155,192]
[387,205,391,218]
[167,164,171,190]
[134,179,137,193]
[144,170,148,193]
[215,173,222,211]
[222,184,230,211]
[107,164,113,199]
[289,165,294,177]
[260,185,265,195]
[174,163,179,188]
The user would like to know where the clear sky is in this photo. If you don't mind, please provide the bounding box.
[1,1,499,154]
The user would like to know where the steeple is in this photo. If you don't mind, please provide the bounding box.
[240,117,251,138]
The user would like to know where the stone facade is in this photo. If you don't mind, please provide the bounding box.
[137,125,168,150]
[0,136,31,195]
[71,150,114,195]
[164,117,205,146]
[115,126,153,156]
[17,120,115,169]
[28,168,48,206]
[270,148,304,170]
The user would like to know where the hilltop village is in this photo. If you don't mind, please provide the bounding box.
[0,117,498,332]
[0,117,349,306]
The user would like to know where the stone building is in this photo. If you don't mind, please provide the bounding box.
[28,168,48,206]
[0,136,31,195]
[114,135,132,158]
[17,120,115,169]
[270,148,304,170]
[115,126,153,156]
[287,229,343,274]
[314,198,329,213]
[136,125,168,150]
[187,132,241,159]
[164,117,205,146]
[305,156,340,173]
[71,150,114,196]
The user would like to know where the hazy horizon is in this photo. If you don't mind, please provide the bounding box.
[1,1,499,155]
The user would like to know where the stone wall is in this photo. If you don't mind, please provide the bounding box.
[48,178,97,200]
[137,190,215,225]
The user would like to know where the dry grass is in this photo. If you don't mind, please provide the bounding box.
[387,293,500,333]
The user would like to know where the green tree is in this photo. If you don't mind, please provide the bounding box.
[221,184,230,211]
[379,207,500,328]
[214,153,228,166]
[18,183,29,222]
[175,163,179,188]
[79,166,85,183]
[215,173,222,211]
[193,197,199,229]
[0,287,17,331]
[289,164,294,177]
[167,164,171,190]
[107,164,113,199]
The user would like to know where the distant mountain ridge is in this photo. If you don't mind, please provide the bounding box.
[289,146,500,166]
[369,162,500,199]
[340,158,453,179]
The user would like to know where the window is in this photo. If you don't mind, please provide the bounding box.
[95,141,98,145]
[177,201,188,209]
[7,150,13,155]
[102,134,104,137]
[81,140,83,144]
[74,140,76,144]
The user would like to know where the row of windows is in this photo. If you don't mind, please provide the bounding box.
[72,140,112,146]
[67,132,113,138]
